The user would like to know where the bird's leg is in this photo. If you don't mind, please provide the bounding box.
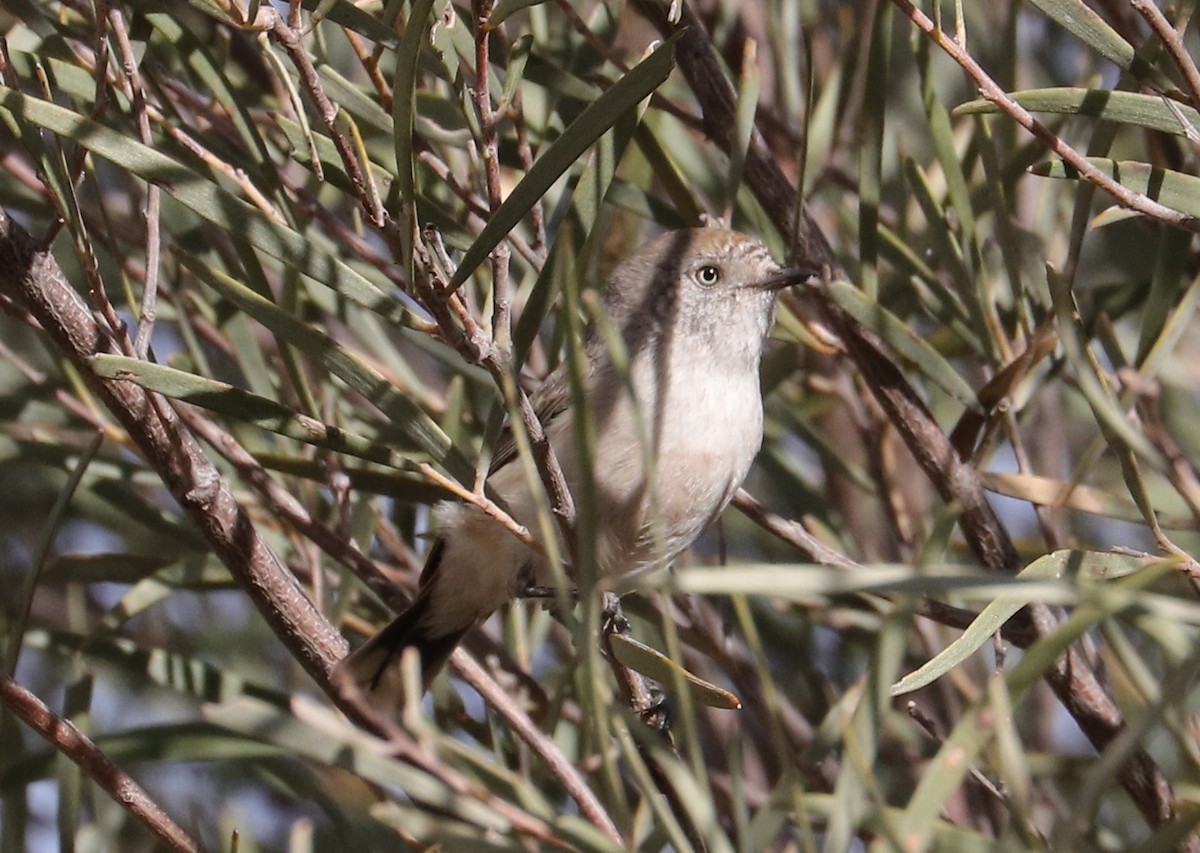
[600,592,674,734]
[600,591,631,635]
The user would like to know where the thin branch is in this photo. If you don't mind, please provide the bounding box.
[0,203,581,850]
[267,11,387,229]
[411,235,579,554]
[1131,0,1200,111]
[175,404,411,613]
[343,27,392,110]
[446,651,623,845]
[106,5,160,357]
[509,89,547,258]
[892,0,1200,233]
[601,594,709,853]
[628,0,838,267]
[732,489,859,569]
[1,674,204,853]
[414,150,544,269]
[472,0,514,353]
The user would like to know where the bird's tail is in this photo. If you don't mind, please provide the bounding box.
[332,589,470,716]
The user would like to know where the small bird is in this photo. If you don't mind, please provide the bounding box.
[334,227,816,714]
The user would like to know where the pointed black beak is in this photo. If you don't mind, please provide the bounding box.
[754,262,823,291]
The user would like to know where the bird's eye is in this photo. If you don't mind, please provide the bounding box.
[696,265,721,286]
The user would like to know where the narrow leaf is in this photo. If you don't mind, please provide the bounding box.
[891,550,1148,696]
[182,255,473,481]
[825,281,980,408]
[1032,157,1200,220]
[91,355,426,472]
[449,38,676,288]
[955,87,1200,139]
[609,633,742,710]
[0,84,408,324]
[1024,0,1177,93]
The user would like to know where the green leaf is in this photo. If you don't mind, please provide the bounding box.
[652,563,1086,603]
[181,255,474,482]
[980,470,1195,530]
[955,87,1200,138]
[91,355,430,472]
[42,553,229,587]
[138,10,280,195]
[297,0,400,46]
[890,549,1148,696]
[1044,264,1164,467]
[318,64,395,136]
[393,0,438,216]
[449,37,676,289]
[1031,157,1200,220]
[825,281,981,409]
[492,0,548,26]
[896,591,1116,847]
[26,629,286,708]
[276,117,394,192]
[608,633,742,710]
[0,84,409,324]
[1025,0,1178,93]
[204,696,516,832]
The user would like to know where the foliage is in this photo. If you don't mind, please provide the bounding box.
[2,0,1200,850]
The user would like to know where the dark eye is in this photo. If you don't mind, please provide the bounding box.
[696,265,721,286]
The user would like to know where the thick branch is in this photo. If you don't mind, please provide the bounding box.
[0,208,346,686]
[1,675,203,853]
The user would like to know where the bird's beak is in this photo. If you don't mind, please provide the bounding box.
[754,262,822,291]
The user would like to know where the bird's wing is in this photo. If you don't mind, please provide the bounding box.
[487,364,572,476]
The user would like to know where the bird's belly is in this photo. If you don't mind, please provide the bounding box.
[482,367,763,582]
[589,374,763,574]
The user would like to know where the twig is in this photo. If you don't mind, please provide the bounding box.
[284,179,417,292]
[1,675,204,853]
[600,594,709,853]
[662,594,839,790]
[415,150,543,268]
[175,404,412,613]
[17,16,286,223]
[906,697,1046,844]
[891,0,1200,233]
[447,650,624,845]
[413,460,544,554]
[826,294,1184,832]
[411,235,580,555]
[1130,0,1200,112]
[0,203,579,852]
[267,11,387,229]
[36,0,110,251]
[343,27,392,110]
[106,6,161,358]
[628,0,838,267]
[471,0,514,353]
[555,0,631,72]
[509,90,547,258]
[154,108,285,220]
[732,489,858,569]
[332,664,569,851]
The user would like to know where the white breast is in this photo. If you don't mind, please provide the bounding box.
[468,350,764,588]
[588,352,764,574]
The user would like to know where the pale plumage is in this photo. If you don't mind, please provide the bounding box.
[333,228,815,714]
